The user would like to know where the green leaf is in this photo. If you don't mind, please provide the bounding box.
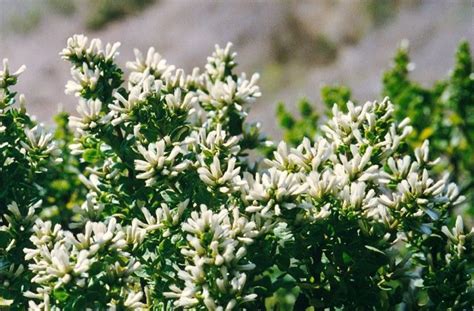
[0,231,11,249]
[364,245,386,256]
[53,288,69,302]
[0,258,10,272]
[83,148,101,163]
[420,127,434,140]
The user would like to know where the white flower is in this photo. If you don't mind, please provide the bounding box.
[26,219,62,255]
[445,183,465,206]
[47,246,91,288]
[135,139,174,178]
[385,155,414,181]
[124,290,146,309]
[61,34,88,58]
[70,192,104,228]
[69,98,104,132]
[414,140,439,166]
[442,215,464,242]
[308,202,331,220]
[290,137,332,172]
[21,124,58,156]
[264,141,291,170]
[184,67,204,90]
[124,219,146,249]
[197,156,240,193]
[235,73,261,104]
[5,200,40,222]
[25,215,145,308]
[333,145,378,184]
[135,138,189,186]
[306,171,337,200]
[200,74,261,111]
[163,68,186,90]
[165,88,197,113]
[242,168,306,216]
[376,123,413,156]
[65,63,101,96]
[169,205,257,310]
[322,100,370,146]
[397,171,445,203]
[265,138,333,174]
[340,182,377,212]
[26,288,51,310]
[205,42,236,81]
[188,124,240,156]
[126,47,175,82]
[442,215,474,256]
[139,199,189,232]
[108,77,162,126]
[60,34,120,61]
[321,98,411,158]
[0,58,26,88]
[78,173,102,193]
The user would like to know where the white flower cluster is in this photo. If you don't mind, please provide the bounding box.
[70,192,105,228]
[0,59,60,174]
[138,199,189,234]
[442,215,474,258]
[61,34,122,140]
[135,137,190,186]
[64,63,101,97]
[0,58,21,130]
[238,99,465,227]
[127,47,175,84]
[21,124,59,158]
[205,43,236,82]
[1,201,40,250]
[68,98,105,133]
[24,217,147,309]
[199,73,261,116]
[60,34,121,63]
[185,124,242,194]
[108,76,164,126]
[164,205,258,309]
[197,156,240,193]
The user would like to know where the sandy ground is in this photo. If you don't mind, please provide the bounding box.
[0,0,472,137]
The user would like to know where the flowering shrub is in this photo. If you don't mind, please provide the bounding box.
[277,40,474,216]
[0,35,473,310]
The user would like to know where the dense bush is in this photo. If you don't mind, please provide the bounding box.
[0,35,472,310]
[278,40,474,216]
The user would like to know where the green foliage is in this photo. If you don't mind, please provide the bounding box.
[0,63,49,307]
[382,40,474,212]
[321,84,352,112]
[274,41,474,307]
[277,98,319,145]
[278,40,474,213]
[86,0,156,30]
[276,85,352,145]
[41,112,86,224]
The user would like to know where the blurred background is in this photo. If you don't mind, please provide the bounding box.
[0,0,472,137]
